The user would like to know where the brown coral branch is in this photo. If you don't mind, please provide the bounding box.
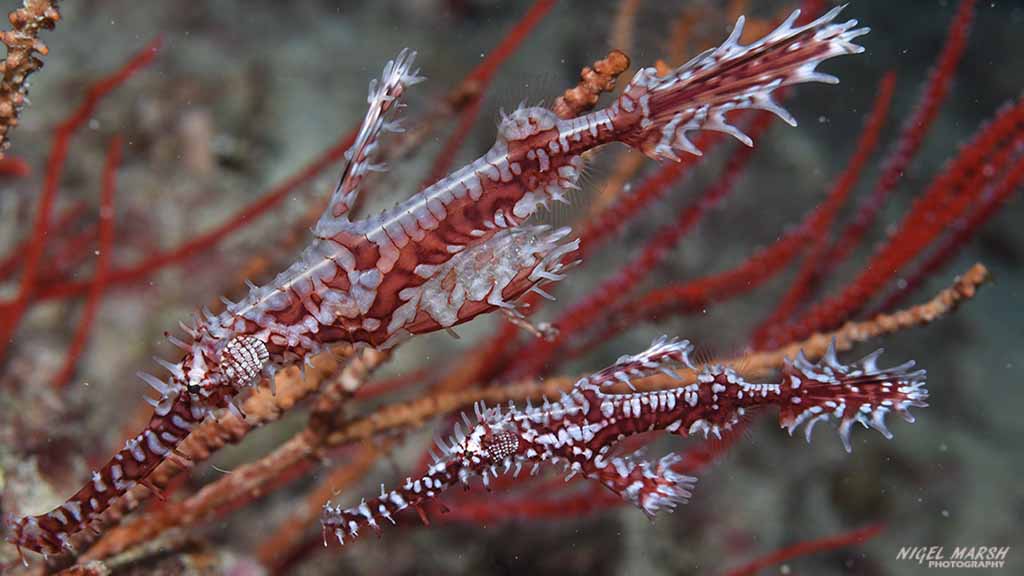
[0,0,60,154]
[257,439,397,570]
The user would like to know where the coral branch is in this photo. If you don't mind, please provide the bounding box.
[52,136,121,390]
[0,155,29,176]
[767,97,1023,345]
[0,0,61,153]
[750,72,896,345]
[552,50,631,119]
[825,0,976,271]
[724,523,885,576]
[606,220,806,325]
[875,146,1024,312]
[0,201,84,281]
[33,129,356,302]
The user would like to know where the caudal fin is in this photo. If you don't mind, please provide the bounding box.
[778,342,928,452]
[616,6,869,161]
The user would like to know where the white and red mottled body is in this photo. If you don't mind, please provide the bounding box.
[322,338,928,544]
[6,7,875,558]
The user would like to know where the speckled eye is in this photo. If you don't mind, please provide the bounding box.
[483,431,519,461]
[219,336,269,387]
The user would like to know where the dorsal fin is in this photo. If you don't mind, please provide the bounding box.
[315,49,424,238]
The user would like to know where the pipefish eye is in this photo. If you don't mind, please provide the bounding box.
[219,336,270,387]
[482,431,519,461]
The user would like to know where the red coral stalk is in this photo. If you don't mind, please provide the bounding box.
[52,136,121,390]
[824,0,976,273]
[750,72,896,346]
[423,0,558,187]
[725,523,885,576]
[769,98,1024,345]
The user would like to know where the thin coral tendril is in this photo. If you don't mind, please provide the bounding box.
[750,71,897,346]
[52,136,121,390]
[723,523,885,576]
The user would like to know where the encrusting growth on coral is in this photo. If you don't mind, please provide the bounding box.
[552,49,631,119]
[0,0,60,154]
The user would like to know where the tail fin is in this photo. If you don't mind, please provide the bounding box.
[617,6,869,160]
[778,342,928,452]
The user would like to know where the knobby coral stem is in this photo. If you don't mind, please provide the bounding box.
[0,0,62,153]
